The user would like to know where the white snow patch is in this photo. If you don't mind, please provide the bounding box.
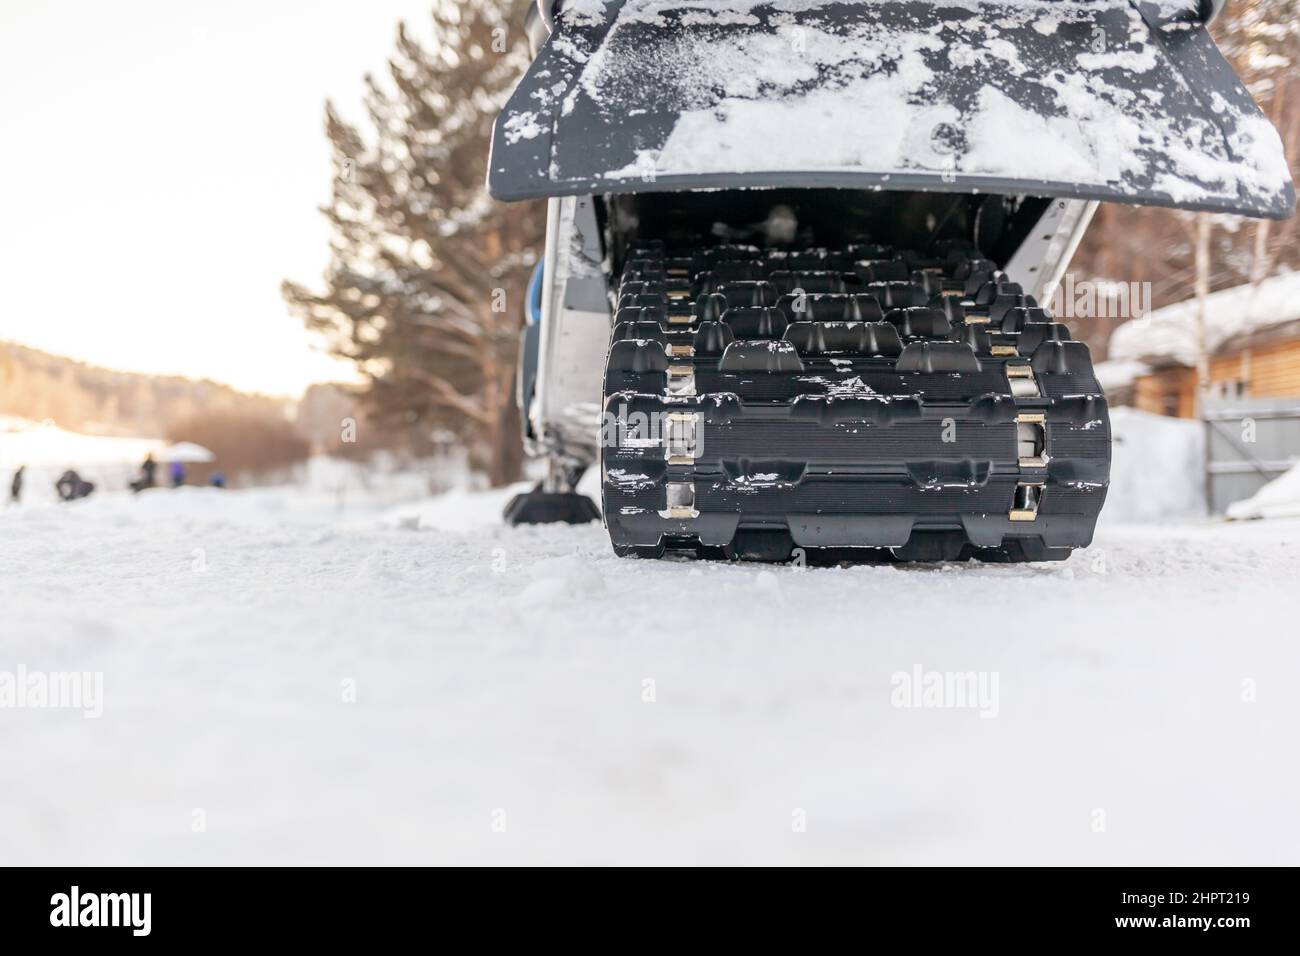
[559,0,614,27]
[1076,44,1159,74]
[1227,461,1300,521]
[964,87,1100,183]
[503,111,546,144]
[1103,407,1206,523]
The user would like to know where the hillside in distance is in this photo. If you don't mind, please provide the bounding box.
[0,341,294,438]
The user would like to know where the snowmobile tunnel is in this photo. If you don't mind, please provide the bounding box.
[488,0,1294,219]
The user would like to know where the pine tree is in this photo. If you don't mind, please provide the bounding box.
[1218,0,1300,285]
[284,0,544,485]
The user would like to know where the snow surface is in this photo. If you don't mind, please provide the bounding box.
[1109,271,1300,367]
[3,475,1297,865]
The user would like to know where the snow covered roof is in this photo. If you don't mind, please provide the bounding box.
[1108,272,1300,367]
[159,441,215,463]
[1093,358,1152,391]
[491,0,1293,217]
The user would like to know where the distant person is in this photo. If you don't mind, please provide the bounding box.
[55,469,94,502]
[130,453,157,493]
[209,472,227,489]
[170,460,186,487]
[10,465,23,504]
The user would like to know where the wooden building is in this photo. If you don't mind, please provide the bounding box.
[1100,274,1300,418]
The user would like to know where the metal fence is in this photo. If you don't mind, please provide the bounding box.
[1202,397,1300,514]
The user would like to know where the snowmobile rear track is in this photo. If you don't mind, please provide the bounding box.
[600,241,1111,563]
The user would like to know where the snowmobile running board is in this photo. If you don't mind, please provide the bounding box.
[491,0,1293,219]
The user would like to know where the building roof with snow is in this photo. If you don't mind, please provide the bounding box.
[1108,272,1300,368]
[1093,358,1151,393]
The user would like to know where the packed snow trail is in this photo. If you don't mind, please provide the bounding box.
[2,486,1298,864]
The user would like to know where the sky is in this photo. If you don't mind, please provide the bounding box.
[0,0,439,397]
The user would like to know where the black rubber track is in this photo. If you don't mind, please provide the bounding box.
[600,241,1110,563]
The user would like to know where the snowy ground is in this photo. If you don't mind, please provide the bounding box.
[2,482,1299,865]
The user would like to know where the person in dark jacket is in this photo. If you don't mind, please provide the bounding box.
[130,454,157,493]
[9,466,22,504]
[55,470,94,501]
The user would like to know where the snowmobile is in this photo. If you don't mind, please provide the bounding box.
[490,0,1294,561]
